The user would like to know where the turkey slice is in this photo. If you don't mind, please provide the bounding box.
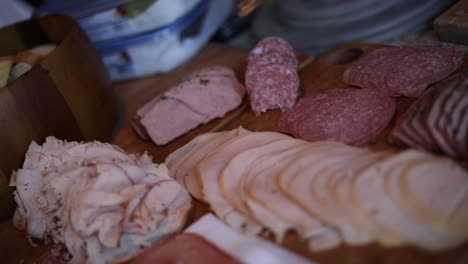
[243,144,335,244]
[197,131,290,235]
[310,149,381,245]
[166,131,221,182]
[220,138,303,241]
[182,128,249,199]
[397,156,468,240]
[326,150,390,245]
[281,145,361,245]
[351,150,464,250]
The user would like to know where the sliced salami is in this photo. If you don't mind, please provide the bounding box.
[278,88,396,145]
[343,46,463,97]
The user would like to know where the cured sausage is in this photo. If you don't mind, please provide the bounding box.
[245,37,300,115]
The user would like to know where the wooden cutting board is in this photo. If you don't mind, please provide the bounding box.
[113,42,468,264]
[1,42,468,263]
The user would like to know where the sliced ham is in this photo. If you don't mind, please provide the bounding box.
[133,65,245,145]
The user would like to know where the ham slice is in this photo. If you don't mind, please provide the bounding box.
[133,65,245,145]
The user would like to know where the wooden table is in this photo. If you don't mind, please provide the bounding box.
[1,42,467,264]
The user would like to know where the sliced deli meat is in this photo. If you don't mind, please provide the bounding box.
[165,127,468,252]
[245,37,300,115]
[10,137,191,264]
[343,46,463,97]
[132,65,245,145]
[220,138,304,241]
[278,88,396,145]
[197,131,290,235]
[390,70,468,161]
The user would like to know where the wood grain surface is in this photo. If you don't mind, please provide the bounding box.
[1,42,467,263]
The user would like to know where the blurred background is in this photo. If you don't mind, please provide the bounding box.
[1,0,459,80]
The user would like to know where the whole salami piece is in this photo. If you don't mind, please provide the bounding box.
[245,37,300,116]
[278,88,396,145]
[343,46,464,97]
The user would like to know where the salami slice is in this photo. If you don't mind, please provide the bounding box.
[278,88,396,145]
[343,46,463,97]
[385,46,463,97]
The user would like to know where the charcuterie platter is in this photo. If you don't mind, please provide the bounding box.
[2,41,468,263]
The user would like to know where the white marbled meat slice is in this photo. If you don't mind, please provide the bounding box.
[181,128,250,200]
[310,149,386,245]
[196,131,290,235]
[220,138,304,241]
[166,130,236,199]
[282,145,364,246]
[165,131,219,170]
[243,144,336,248]
[351,150,467,250]
[397,157,468,240]
[328,150,392,245]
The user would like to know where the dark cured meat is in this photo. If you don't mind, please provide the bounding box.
[385,46,464,97]
[390,70,468,161]
[343,46,463,97]
[278,88,396,145]
[130,234,241,264]
[246,37,300,115]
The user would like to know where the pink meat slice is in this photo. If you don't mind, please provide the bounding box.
[343,48,397,94]
[385,46,463,97]
[133,65,244,145]
[279,88,395,145]
[343,46,463,97]
[140,98,209,145]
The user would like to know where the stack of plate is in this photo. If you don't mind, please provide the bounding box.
[252,0,456,54]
